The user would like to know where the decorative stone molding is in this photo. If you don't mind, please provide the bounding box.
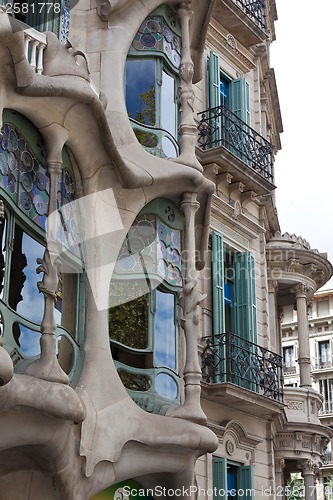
[207,23,256,73]
[275,457,285,473]
[286,401,303,411]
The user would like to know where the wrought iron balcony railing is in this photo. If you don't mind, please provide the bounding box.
[323,451,333,465]
[315,358,333,370]
[197,105,274,183]
[232,0,267,32]
[202,332,284,403]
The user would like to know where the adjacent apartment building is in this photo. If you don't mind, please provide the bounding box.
[0,0,332,499]
[282,286,333,494]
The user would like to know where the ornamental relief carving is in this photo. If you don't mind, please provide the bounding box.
[287,401,303,411]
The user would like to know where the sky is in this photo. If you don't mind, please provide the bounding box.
[270,0,333,289]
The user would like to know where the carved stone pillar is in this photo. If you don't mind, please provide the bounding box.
[268,279,278,352]
[292,283,312,388]
[275,457,285,498]
[297,460,317,500]
[26,161,69,384]
[175,2,203,172]
[166,192,206,424]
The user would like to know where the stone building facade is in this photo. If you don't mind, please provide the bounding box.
[0,0,332,499]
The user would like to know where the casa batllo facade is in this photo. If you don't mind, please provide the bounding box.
[0,0,332,499]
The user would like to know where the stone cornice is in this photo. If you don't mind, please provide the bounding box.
[207,22,256,73]
[211,194,265,241]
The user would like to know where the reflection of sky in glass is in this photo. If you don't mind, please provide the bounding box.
[126,59,156,125]
[15,231,45,323]
[155,372,177,399]
[161,70,176,137]
[154,289,176,370]
[16,324,41,356]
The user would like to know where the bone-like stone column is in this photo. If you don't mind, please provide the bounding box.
[174,2,203,172]
[25,160,69,384]
[166,192,206,424]
[268,279,278,352]
[291,284,312,388]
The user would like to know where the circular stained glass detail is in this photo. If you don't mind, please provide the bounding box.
[172,50,181,68]
[127,236,145,254]
[118,254,136,271]
[7,173,16,193]
[171,248,181,266]
[162,26,173,42]
[141,255,154,271]
[155,372,178,399]
[118,369,152,392]
[33,194,47,215]
[173,35,180,49]
[20,172,33,192]
[141,33,156,48]
[136,219,155,238]
[20,191,32,211]
[21,151,33,171]
[158,240,167,258]
[35,171,47,191]
[0,154,8,175]
[170,230,180,247]
[8,129,18,151]
[147,19,160,32]
[158,224,167,240]
[8,152,17,173]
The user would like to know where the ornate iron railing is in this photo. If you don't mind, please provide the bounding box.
[323,451,333,465]
[201,332,284,403]
[197,105,274,182]
[232,0,267,32]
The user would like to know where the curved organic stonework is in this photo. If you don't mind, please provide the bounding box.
[0,2,218,498]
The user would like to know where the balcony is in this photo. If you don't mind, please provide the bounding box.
[213,0,268,48]
[314,358,333,371]
[197,105,274,189]
[201,333,284,416]
[320,401,333,416]
[323,451,333,465]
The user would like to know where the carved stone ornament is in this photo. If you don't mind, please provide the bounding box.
[287,401,303,411]
[225,33,237,49]
[226,440,235,456]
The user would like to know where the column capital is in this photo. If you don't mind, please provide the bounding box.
[275,457,285,473]
[297,459,319,475]
[290,283,313,299]
[268,279,278,293]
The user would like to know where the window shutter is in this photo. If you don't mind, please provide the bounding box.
[234,252,257,343]
[208,51,221,109]
[212,231,225,382]
[213,456,227,500]
[212,231,225,335]
[239,465,254,499]
[230,78,250,126]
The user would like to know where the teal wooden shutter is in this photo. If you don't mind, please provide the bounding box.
[212,231,225,382]
[209,51,221,109]
[208,51,222,146]
[239,465,254,499]
[212,232,225,335]
[213,456,227,500]
[230,78,250,125]
[234,252,257,343]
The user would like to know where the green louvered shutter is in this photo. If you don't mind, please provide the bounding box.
[229,78,250,125]
[229,78,251,163]
[212,231,225,382]
[239,465,254,499]
[213,456,227,500]
[208,51,222,146]
[234,252,258,391]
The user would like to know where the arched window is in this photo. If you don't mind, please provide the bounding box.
[125,5,181,158]
[109,198,183,414]
[0,109,84,382]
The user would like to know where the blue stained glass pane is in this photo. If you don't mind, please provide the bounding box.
[155,372,177,399]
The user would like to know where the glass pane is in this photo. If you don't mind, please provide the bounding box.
[162,136,177,159]
[56,272,78,338]
[13,323,41,356]
[118,369,151,392]
[9,225,45,323]
[126,59,156,125]
[0,215,6,300]
[109,289,149,349]
[154,289,176,370]
[155,372,177,399]
[161,70,176,137]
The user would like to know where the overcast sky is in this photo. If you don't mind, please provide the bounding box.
[270,0,333,289]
